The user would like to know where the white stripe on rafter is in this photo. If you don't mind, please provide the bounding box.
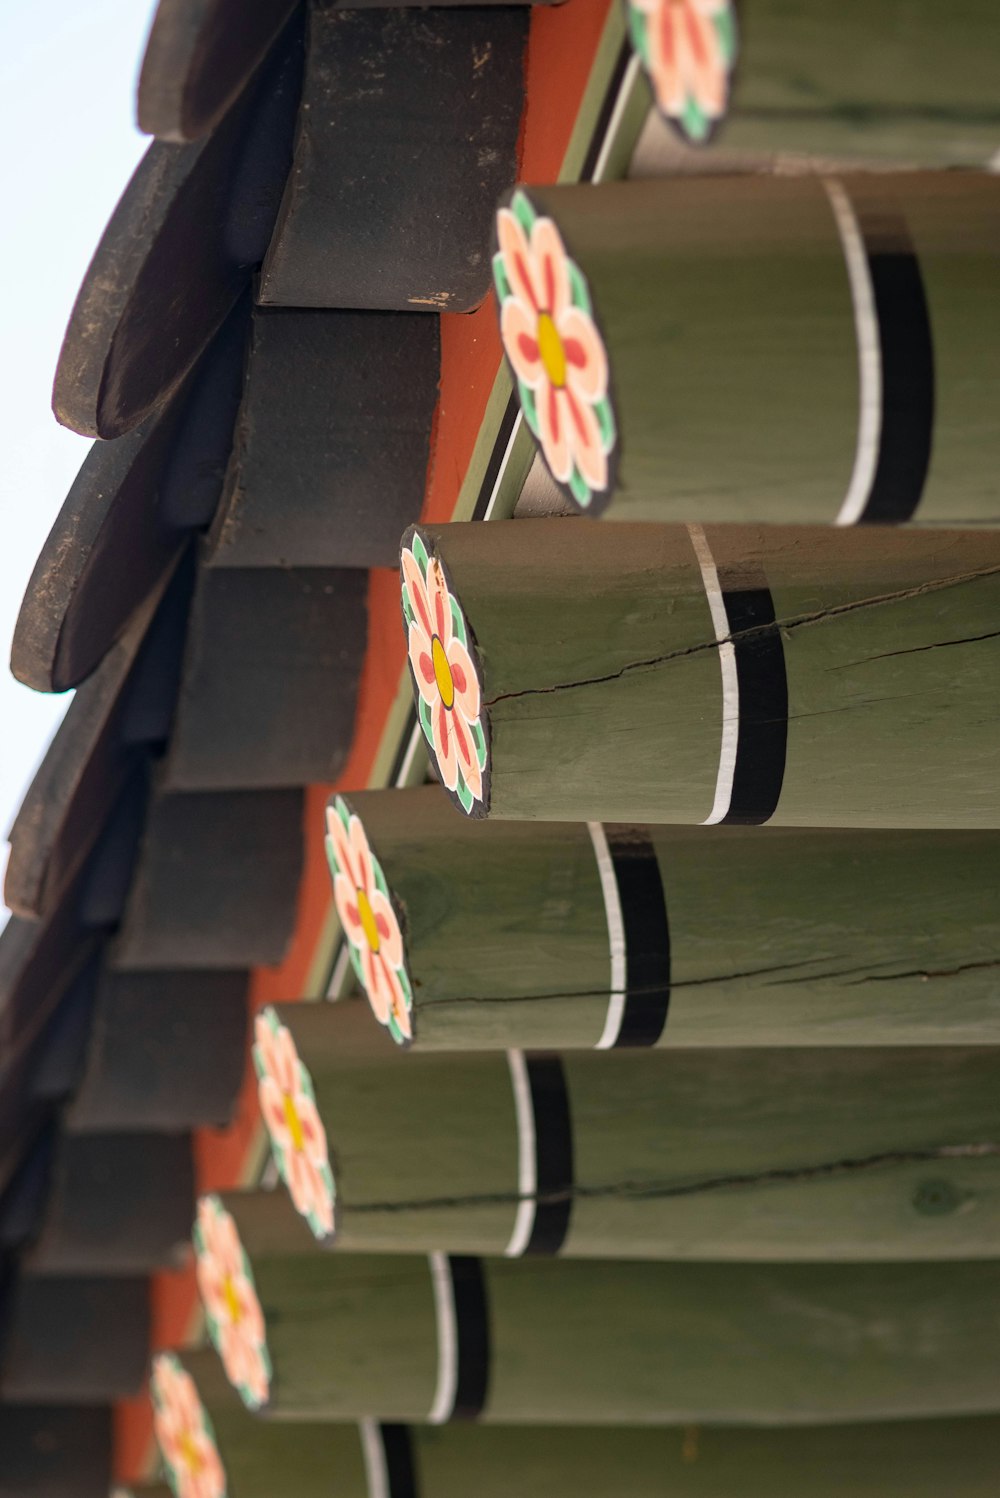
[591,53,643,185]
[823,177,882,527]
[482,412,525,521]
[504,1049,537,1256]
[588,822,628,1049]
[359,1419,390,1498]
[687,525,739,826]
[427,1252,459,1425]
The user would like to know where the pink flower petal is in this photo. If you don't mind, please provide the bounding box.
[361,944,392,1024]
[401,546,434,639]
[324,804,359,889]
[369,888,403,971]
[426,557,451,646]
[678,2,726,116]
[444,637,481,726]
[349,816,374,898]
[496,207,541,312]
[500,296,544,389]
[389,980,413,1041]
[649,3,687,116]
[272,1027,299,1096]
[537,380,572,483]
[532,216,572,319]
[258,1076,293,1150]
[334,871,366,947]
[565,387,609,494]
[433,698,459,791]
[559,304,609,405]
[456,714,484,802]
[252,1014,284,1093]
[407,615,438,707]
[292,1091,329,1169]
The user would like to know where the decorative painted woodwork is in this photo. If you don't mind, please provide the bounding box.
[132,1396,1000,1498]
[13,298,246,693]
[626,0,1000,166]
[13,1130,194,1276]
[192,1197,272,1412]
[258,7,529,312]
[323,799,413,1044]
[138,0,300,141]
[69,967,247,1132]
[0,1274,149,1402]
[150,1354,227,1498]
[52,25,302,438]
[206,309,440,569]
[115,785,303,969]
[402,521,1000,828]
[626,0,735,146]
[258,999,1000,1261]
[495,176,1000,524]
[163,560,367,790]
[145,1352,1000,1498]
[321,788,1000,1050]
[5,557,194,921]
[0,1405,112,1498]
[192,1196,1000,1422]
[252,1009,334,1241]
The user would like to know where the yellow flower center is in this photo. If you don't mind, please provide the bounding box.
[431,634,455,709]
[537,312,567,388]
[357,886,380,953]
[222,1274,243,1326]
[282,1091,306,1153]
[180,1432,203,1475]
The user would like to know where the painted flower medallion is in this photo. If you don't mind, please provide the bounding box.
[627,0,737,143]
[400,528,489,817]
[193,1195,272,1411]
[151,1352,226,1498]
[252,1007,336,1239]
[325,796,414,1043]
[494,189,617,513]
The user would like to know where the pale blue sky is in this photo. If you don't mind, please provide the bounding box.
[0,0,158,920]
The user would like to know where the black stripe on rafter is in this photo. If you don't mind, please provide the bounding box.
[523,1054,574,1255]
[856,204,935,524]
[449,1256,491,1421]
[606,828,671,1046]
[379,1424,418,1498]
[719,583,788,827]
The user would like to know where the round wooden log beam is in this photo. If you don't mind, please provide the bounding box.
[0,1275,149,1402]
[253,999,1000,1261]
[400,521,1000,827]
[205,310,440,569]
[258,7,528,313]
[324,787,1000,1049]
[622,0,1000,166]
[189,1190,1000,1423]
[147,1350,1000,1498]
[492,176,1000,524]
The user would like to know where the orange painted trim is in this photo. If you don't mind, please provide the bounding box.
[115,0,615,1478]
